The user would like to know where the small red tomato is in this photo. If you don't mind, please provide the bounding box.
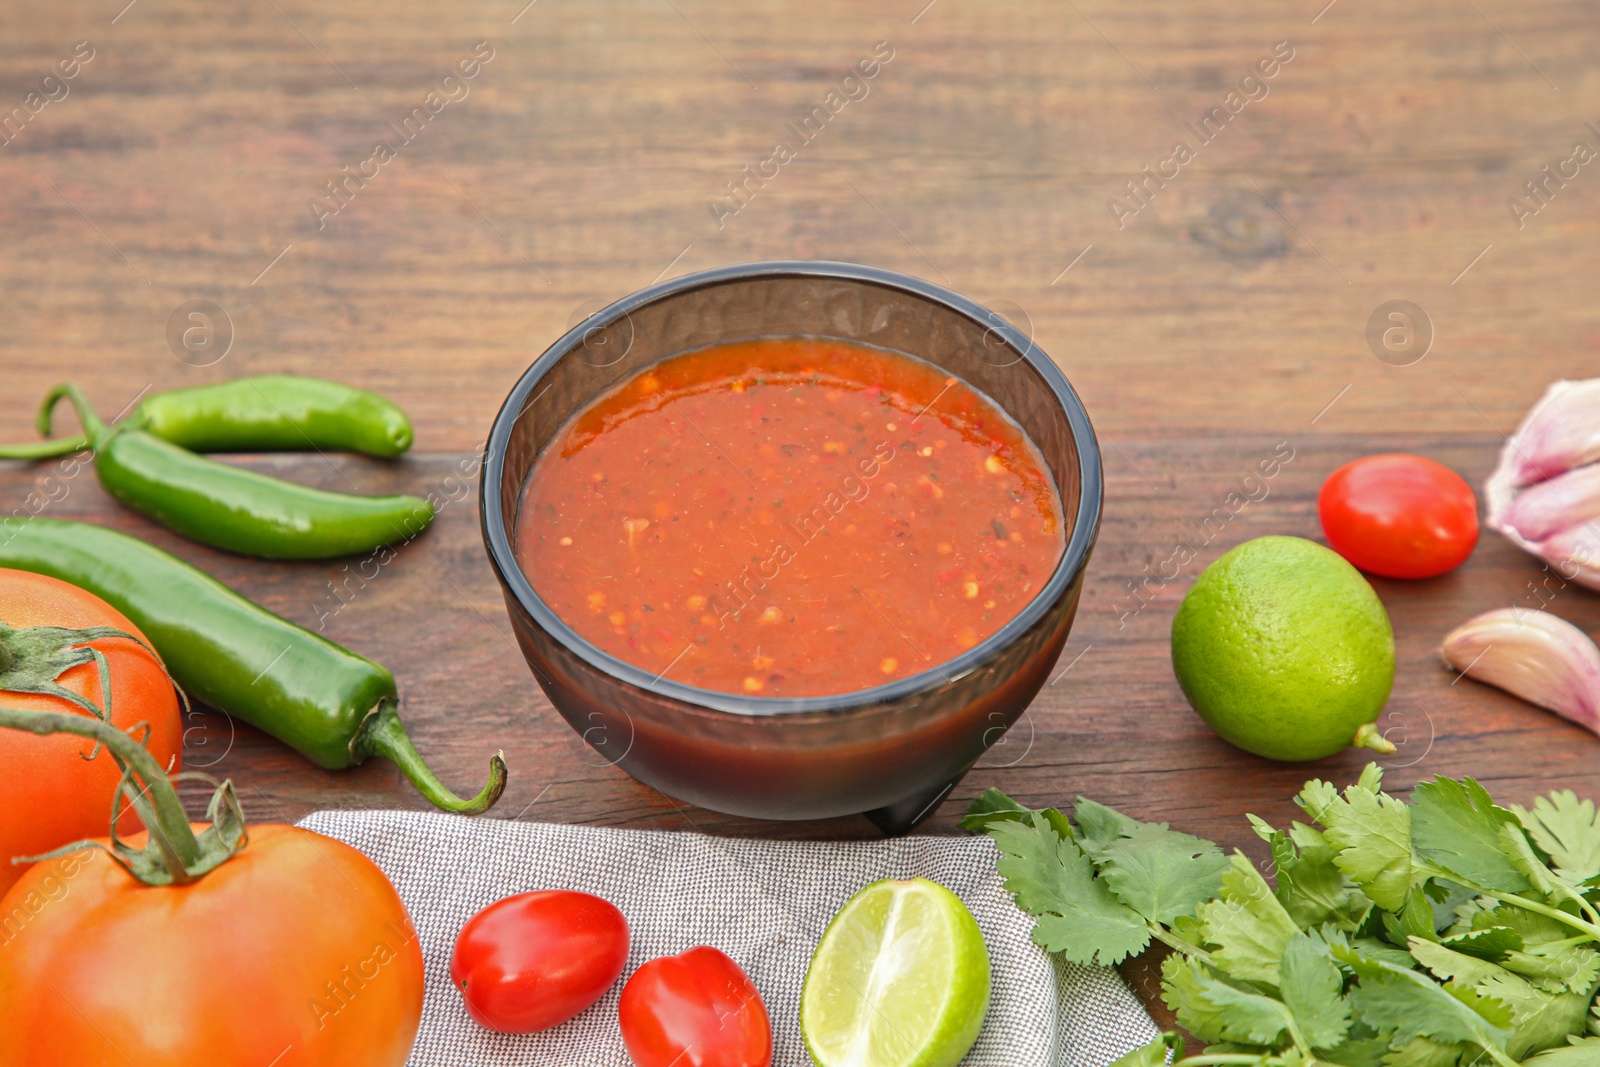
[1319,453,1479,579]
[619,946,772,1067]
[450,890,630,1034]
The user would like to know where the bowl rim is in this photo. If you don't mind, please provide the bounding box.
[480,260,1103,717]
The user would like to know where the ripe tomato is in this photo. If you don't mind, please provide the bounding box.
[451,889,630,1033]
[1319,454,1479,579]
[0,823,423,1066]
[619,946,772,1067]
[0,568,182,898]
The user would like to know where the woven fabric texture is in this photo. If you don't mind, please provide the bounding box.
[297,810,1159,1067]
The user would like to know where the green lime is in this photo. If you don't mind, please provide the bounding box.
[800,878,991,1067]
[1170,535,1396,761]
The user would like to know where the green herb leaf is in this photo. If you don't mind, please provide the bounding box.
[1105,1032,1183,1067]
[1338,946,1514,1052]
[1514,791,1600,889]
[959,788,1031,832]
[1503,943,1600,996]
[1299,771,1416,911]
[1411,777,1532,894]
[1280,931,1352,1049]
[1098,821,1229,925]
[1255,814,1365,931]
[1441,926,1522,962]
[1379,1037,1471,1066]
[1383,885,1439,948]
[1521,1036,1600,1065]
[1506,989,1596,1060]
[984,817,1151,966]
[1161,953,1293,1047]
[1072,796,1142,858]
[1321,1037,1393,1067]
[1201,852,1300,984]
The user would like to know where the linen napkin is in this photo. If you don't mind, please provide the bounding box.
[297,809,1160,1067]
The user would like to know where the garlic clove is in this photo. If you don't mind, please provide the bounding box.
[1440,607,1600,734]
[1500,464,1600,542]
[1499,378,1600,488]
[1525,523,1600,592]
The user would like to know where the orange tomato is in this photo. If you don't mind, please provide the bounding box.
[0,823,423,1066]
[0,568,182,898]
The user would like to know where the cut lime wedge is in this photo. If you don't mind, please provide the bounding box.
[801,878,992,1067]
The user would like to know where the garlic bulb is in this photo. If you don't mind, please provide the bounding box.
[1485,379,1600,590]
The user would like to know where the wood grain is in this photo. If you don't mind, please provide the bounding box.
[2,0,1598,1043]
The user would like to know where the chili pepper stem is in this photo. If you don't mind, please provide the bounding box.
[37,382,112,448]
[0,704,245,885]
[0,436,93,460]
[352,699,507,815]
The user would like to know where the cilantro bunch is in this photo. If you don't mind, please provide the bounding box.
[963,765,1600,1066]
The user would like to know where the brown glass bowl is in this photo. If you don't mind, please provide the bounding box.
[481,262,1102,834]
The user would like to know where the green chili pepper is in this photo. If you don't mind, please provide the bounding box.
[23,375,414,459]
[0,517,505,814]
[0,384,435,560]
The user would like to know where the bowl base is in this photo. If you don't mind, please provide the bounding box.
[862,774,964,836]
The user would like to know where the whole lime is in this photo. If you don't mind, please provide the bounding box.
[1171,535,1396,761]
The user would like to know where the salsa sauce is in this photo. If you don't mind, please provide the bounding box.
[515,338,1066,698]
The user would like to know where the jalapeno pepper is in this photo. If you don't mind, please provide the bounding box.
[21,375,414,458]
[0,517,505,814]
[0,384,435,560]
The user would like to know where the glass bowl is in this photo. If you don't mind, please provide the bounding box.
[481,261,1102,834]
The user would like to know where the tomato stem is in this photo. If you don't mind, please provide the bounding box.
[0,619,245,886]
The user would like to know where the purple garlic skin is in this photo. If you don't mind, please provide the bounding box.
[1486,378,1600,590]
[1441,607,1600,736]
[1498,378,1600,488]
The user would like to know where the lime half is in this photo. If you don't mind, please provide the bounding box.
[801,878,992,1067]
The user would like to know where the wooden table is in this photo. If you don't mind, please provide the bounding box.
[4,0,1598,1041]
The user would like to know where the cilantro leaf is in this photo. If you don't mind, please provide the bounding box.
[1280,932,1352,1049]
[1098,821,1229,925]
[1382,885,1439,949]
[1514,791,1600,889]
[1337,945,1514,1051]
[1411,777,1532,894]
[1299,774,1416,911]
[1072,796,1143,858]
[1506,989,1595,1060]
[959,787,1030,832]
[1522,1036,1600,1065]
[1105,1032,1183,1067]
[1200,852,1300,984]
[984,818,1151,966]
[1320,1037,1392,1067]
[1441,926,1522,962]
[1410,937,1525,993]
[1254,814,1365,931]
[1503,942,1600,996]
[1379,1037,1470,1066]
[1161,953,1293,1047]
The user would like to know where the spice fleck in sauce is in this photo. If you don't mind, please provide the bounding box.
[516,338,1066,697]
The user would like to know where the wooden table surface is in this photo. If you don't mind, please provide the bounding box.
[4,0,1599,1043]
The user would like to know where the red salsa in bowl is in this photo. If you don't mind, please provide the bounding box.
[515,337,1066,698]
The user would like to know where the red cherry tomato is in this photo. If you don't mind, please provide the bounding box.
[450,890,630,1034]
[1318,453,1479,579]
[618,946,772,1067]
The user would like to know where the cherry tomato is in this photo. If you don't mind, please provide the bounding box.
[619,946,772,1067]
[451,889,630,1033]
[0,569,182,899]
[1318,454,1478,579]
[0,823,423,1066]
